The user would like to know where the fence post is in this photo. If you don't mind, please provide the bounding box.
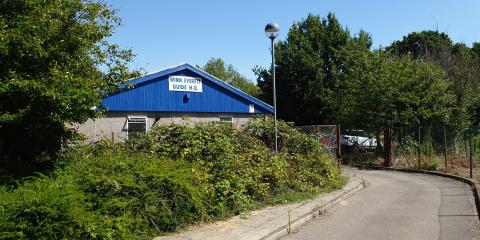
[443,125,448,173]
[384,127,392,167]
[469,130,473,178]
[400,126,403,142]
[418,125,421,169]
[336,124,341,159]
[466,138,468,160]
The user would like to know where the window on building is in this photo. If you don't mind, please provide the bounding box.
[127,116,147,139]
[219,116,233,124]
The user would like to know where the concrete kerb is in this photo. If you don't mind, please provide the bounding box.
[351,163,480,222]
[260,176,366,240]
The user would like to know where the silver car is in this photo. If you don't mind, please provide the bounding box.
[341,130,377,151]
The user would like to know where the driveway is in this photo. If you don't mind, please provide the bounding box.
[283,168,480,240]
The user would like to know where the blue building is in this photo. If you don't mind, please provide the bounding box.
[77,63,273,141]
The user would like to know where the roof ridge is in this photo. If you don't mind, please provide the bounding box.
[142,62,190,78]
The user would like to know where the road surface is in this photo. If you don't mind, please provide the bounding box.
[284,168,480,240]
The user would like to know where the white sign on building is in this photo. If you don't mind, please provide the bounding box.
[168,76,203,92]
[249,104,255,113]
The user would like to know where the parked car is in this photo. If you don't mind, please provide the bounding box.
[341,130,378,152]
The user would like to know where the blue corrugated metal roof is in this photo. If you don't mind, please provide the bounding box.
[101,63,273,114]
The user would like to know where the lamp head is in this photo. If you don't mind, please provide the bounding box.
[265,22,279,39]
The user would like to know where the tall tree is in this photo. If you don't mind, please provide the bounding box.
[334,48,453,130]
[201,58,261,97]
[387,31,453,61]
[468,42,480,125]
[254,13,371,125]
[0,0,137,175]
[387,31,480,128]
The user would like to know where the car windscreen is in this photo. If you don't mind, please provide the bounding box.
[344,130,370,138]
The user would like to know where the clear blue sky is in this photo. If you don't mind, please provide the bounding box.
[106,0,480,81]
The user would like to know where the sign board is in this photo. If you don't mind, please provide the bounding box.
[169,76,202,92]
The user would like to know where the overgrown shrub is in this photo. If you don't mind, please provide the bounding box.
[244,118,340,191]
[1,148,208,239]
[132,122,290,216]
[66,147,209,233]
[0,175,107,239]
[0,118,342,239]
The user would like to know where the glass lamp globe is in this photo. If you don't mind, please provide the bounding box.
[265,22,279,39]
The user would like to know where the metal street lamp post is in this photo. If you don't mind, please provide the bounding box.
[265,22,279,152]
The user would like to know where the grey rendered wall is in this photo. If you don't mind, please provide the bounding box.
[74,112,265,143]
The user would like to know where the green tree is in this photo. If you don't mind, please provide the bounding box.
[470,43,480,125]
[201,58,261,97]
[0,0,137,175]
[254,13,371,125]
[334,48,454,130]
[387,31,480,128]
[387,31,453,61]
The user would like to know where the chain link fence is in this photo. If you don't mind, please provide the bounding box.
[339,125,479,182]
[296,125,339,159]
[391,125,480,180]
[339,128,384,165]
[297,124,480,183]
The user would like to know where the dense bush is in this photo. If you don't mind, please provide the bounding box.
[0,176,104,239]
[244,118,339,191]
[0,118,342,239]
[0,149,207,239]
[132,122,288,215]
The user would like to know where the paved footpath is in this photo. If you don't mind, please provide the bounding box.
[284,168,480,240]
[155,169,364,240]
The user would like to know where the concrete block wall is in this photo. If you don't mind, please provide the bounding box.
[74,111,264,143]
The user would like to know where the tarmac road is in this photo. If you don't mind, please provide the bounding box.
[283,168,480,240]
